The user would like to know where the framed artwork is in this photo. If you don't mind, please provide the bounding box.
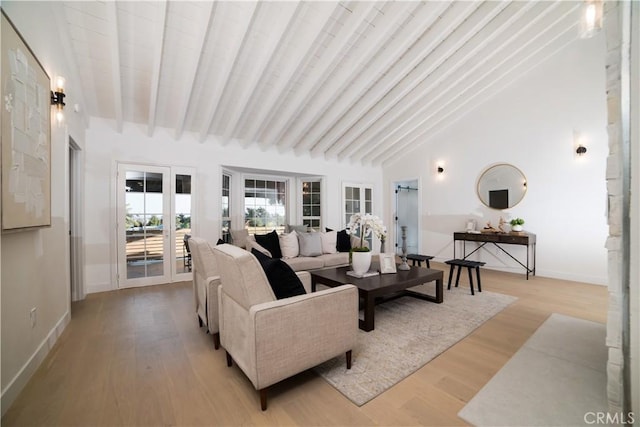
[1,10,51,231]
[379,253,397,274]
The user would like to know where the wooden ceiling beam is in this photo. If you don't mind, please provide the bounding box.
[220,2,301,145]
[320,1,480,160]
[106,1,123,132]
[241,2,339,149]
[147,0,168,137]
[198,2,259,143]
[288,2,418,156]
[257,1,379,151]
[367,3,580,166]
[174,2,216,140]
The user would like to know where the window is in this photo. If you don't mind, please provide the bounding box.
[244,178,287,235]
[301,180,321,230]
[221,172,231,242]
[175,174,192,273]
[343,183,374,245]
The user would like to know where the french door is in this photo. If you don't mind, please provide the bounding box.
[117,164,194,288]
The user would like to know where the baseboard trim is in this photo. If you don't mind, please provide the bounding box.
[1,310,71,416]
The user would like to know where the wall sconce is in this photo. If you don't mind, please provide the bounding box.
[580,0,603,39]
[50,76,66,126]
[437,166,444,174]
[573,130,588,158]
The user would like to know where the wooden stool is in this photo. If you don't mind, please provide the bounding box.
[444,259,486,295]
[406,254,434,268]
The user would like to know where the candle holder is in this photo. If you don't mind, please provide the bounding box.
[398,225,410,270]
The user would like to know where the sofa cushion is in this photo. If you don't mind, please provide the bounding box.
[255,230,283,259]
[251,249,306,299]
[283,256,324,272]
[318,253,350,267]
[279,231,299,259]
[298,231,323,257]
[320,231,338,254]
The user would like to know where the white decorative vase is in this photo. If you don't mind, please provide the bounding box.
[512,224,523,232]
[352,251,372,275]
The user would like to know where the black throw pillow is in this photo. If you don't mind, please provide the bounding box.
[327,228,352,253]
[251,248,306,299]
[254,230,283,259]
[216,238,225,245]
[337,230,351,252]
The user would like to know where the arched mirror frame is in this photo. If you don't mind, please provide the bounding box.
[476,163,527,210]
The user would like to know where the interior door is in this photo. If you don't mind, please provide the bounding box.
[117,164,171,288]
[395,181,419,255]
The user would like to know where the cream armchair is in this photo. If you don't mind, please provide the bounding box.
[189,237,221,349]
[213,244,358,411]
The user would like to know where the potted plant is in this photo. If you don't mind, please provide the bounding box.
[346,213,387,275]
[510,217,525,232]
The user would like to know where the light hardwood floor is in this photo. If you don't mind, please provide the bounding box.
[2,263,608,426]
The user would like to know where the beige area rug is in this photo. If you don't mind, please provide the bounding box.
[458,313,608,426]
[314,283,517,406]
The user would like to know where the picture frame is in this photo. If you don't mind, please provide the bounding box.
[378,253,397,274]
[1,10,52,231]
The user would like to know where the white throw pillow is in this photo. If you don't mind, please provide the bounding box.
[279,231,299,259]
[320,231,337,254]
[230,229,249,249]
[297,232,323,257]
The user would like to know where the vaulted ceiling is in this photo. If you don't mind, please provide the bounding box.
[57,1,584,166]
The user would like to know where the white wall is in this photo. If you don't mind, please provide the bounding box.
[84,119,383,293]
[383,32,609,285]
[1,1,88,414]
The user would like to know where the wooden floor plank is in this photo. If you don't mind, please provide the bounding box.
[2,266,607,426]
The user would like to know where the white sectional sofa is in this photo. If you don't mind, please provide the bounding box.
[230,228,352,272]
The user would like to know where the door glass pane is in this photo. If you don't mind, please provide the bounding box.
[175,174,191,274]
[125,171,165,279]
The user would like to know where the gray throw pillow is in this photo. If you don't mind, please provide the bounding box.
[297,232,322,257]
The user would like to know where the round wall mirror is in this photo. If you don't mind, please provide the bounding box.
[476,164,527,209]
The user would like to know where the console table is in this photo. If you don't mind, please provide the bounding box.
[453,232,536,279]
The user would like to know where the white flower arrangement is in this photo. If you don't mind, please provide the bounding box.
[346,213,387,251]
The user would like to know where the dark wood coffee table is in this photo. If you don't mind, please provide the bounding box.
[310,265,443,332]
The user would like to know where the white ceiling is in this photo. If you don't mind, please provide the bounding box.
[58,1,584,166]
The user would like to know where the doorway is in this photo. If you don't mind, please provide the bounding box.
[394,179,419,256]
[116,164,193,288]
[69,138,85,301]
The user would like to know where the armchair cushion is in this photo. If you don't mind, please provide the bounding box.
[252,249,306,299]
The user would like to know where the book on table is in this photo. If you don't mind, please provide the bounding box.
[346,270,379,278]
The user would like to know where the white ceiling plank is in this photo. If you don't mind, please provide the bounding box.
[240,2,340,149]
[198,2,259,143]
[320,1,481,160]
[339,0,529,162]
[348,1,552,164]
[106,1,123,132]
[147,1,169,137]
[304,1,451,159]
[365,3,580,166]
[174,2,216,140]
[287,2,418,156]
[256,1,380,151]
[220,2,302,145]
